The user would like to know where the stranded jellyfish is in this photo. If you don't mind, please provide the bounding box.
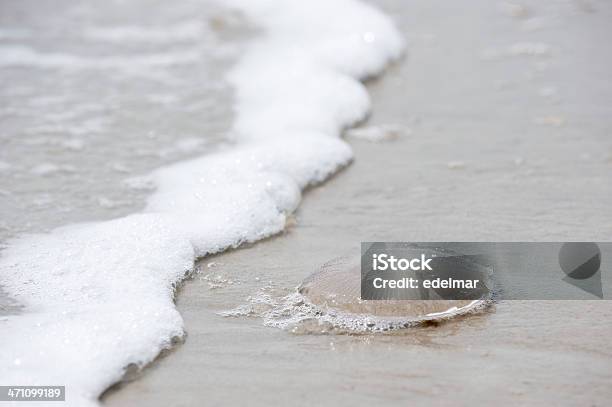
[296,251,491,331]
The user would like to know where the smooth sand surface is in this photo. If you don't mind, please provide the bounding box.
[103,0,612,405]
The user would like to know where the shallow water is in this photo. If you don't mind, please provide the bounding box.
[0,0,239,241]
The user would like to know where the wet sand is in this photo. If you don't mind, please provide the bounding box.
[104,0,612,405]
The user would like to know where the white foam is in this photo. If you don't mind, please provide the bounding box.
[345,124,408,142]
[84,21,206,44]
[0,45,202,72]
[0,0,403,405]
[221,292,488,334]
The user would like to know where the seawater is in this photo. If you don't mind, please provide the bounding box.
[0,0,403,405]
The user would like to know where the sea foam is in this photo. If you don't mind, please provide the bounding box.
[0,0,403,404]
